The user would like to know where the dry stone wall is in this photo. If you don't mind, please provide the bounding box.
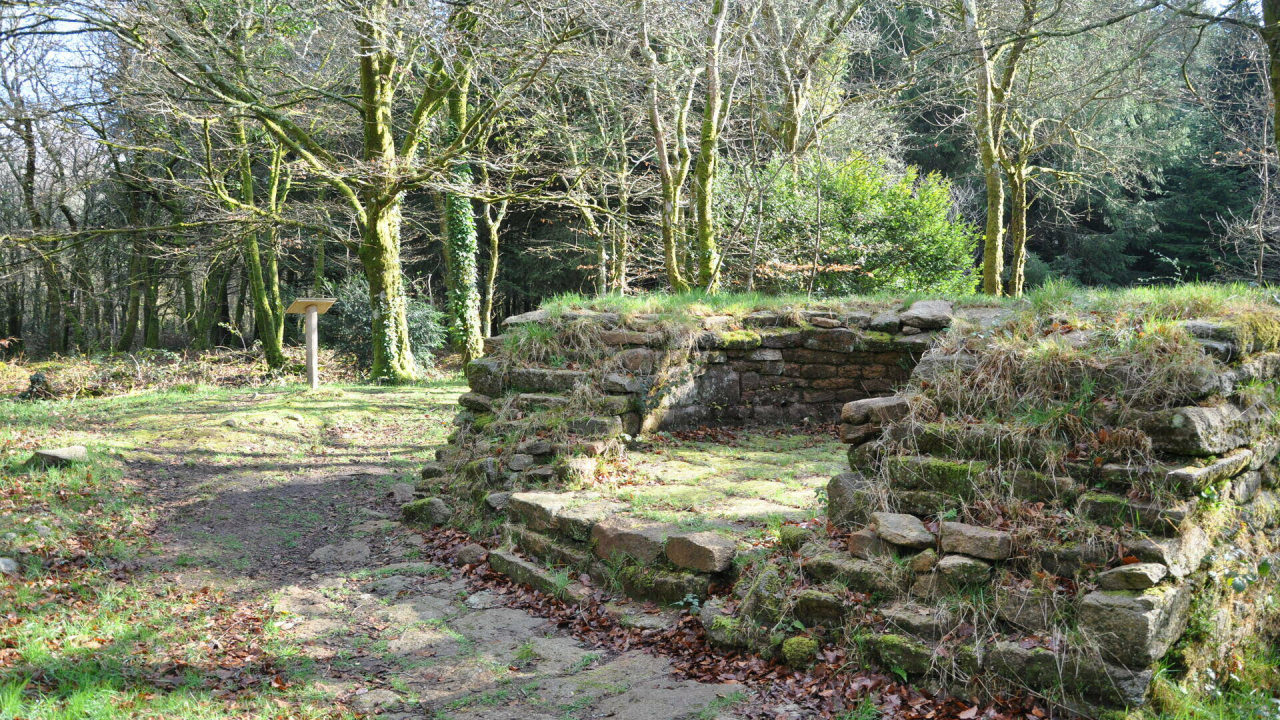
[409,299,1280,718]
[815,316,1280,715]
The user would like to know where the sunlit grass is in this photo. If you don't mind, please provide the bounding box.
[0,380,465,720]
[540,281,1280,325]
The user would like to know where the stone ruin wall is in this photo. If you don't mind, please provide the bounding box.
[408,300,1280,717]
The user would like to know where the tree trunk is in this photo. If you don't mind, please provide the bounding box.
[661,191,690,293]
[313,233,326,292]
[611,182,630,292]
[359,194,418,382]
[966,0,1007,296]
[443,77,484,362]
[117,245,144,352]
[692,0,728,292]
[194,255,230,349]
[641,0,691,293]
[479,199,507,338]
[235,121,287,368]
[180,261,197,338]
[1007,166,1029,297]
[143,257,161,348]
[979,157,1005,295]
[355,0,419,383]
[1264,5,1280,164]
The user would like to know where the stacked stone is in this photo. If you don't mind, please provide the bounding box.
[495,491,737,604]
[421,303,944,508]
[414,302,945,606]
[812,315,1280,714]
[648,303,945,429]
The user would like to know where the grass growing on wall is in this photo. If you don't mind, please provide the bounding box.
[540,281,1280,324]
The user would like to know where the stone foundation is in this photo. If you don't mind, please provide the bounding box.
[411,299,1280,716]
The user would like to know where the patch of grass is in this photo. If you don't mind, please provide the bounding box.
[834,697,882,720]
[514,640,537,665]
[540,290,906,322]
[1147,644,1280,720]
[0,379,466,720]
[565,652,600,674]
[696,689,749,719]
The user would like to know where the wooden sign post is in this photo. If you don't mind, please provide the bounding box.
[285,298,336,389]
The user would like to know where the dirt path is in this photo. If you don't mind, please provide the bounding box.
[112,384,746,720]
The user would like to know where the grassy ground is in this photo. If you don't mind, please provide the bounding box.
[0,381,462,719]
[600,428,843,538]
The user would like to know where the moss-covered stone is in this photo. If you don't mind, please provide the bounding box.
[802,551,899,595]
[504,523,590,568]
[402,497,450,526]
[892,489,961,517]
[465,358,505,396]
[777,524,813,550]
[793,588,846,626]
[910,422,1064,468]
[781,635,819,668]
[860,330,897,352]
[883,455,987,497]
[871,633,932,676]
[617,565,710,605]
[739,565,788,625]
[713,329,763,351]
[1076,491,1187,535]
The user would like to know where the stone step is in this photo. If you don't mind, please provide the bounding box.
[489,414,624,440]
[879,454,1080,504]
[895,422,1065,468]
[880,602,959,642]
[508,367,592,393]
[1075,491,1190,536]
[800,548,901,596]
[487,549,590,603]
[1065,446,1255,497]
[504,523,591,570]
[1137,401,1272,457]
[866,623,1154,711]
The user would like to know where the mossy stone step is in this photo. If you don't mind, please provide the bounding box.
[882,455,988,497]
[503,523,591,570]
[983,641,1153,710]
[905,422,1065,468]
[487,549,589,603]
[881,454,1076,503]
[616,565,711,604]
[801,549,900,596]
[869,633,934,677]
[508,367,591,393]
[881,603,957,641]
[1075,492,1190,535]
[793,588,847,626]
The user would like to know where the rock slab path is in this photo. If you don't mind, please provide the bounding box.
[127,386,746,719]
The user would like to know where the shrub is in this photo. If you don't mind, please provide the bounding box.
[719,154,978,295]
[323,274,446,374]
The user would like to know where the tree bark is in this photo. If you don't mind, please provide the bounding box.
[479,196,508,338]
[1007,164,1029,297]
[355,0,419,383]
[693,0,729,291]
[641,0,692,293]
[443,75,484,363]
[235,120,287,368]
[143,257,161,348]
[968,0,1005,296]
[1264,3,1280,164]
